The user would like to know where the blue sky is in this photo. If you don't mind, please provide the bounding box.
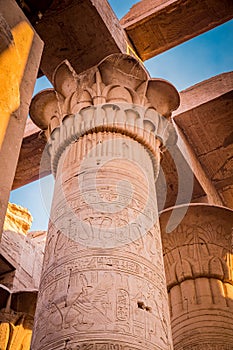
[10,1,233,231]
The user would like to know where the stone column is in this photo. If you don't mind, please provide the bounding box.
[160,204,233,350]
[0,0,43,236]
[30,54,179,350]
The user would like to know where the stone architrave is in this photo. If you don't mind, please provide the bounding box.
[160,204,233,350]
[29,54,180,349]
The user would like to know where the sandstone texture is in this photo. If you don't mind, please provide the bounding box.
[29,53,179,349]
[4,202,32,235]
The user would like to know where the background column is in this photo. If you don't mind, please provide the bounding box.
[161,204,233,350]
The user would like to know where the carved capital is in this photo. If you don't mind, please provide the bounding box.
[161,204,233,288]
[47,103,176,175]
[30,54,179,173]
[30,54,179,349]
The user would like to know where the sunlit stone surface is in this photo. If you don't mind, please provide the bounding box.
[30,54,179,349]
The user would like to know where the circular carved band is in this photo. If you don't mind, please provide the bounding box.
[48,103,176,175]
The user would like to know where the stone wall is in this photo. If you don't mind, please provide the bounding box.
[0,229,46,290]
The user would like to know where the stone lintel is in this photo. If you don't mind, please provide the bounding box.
[121,0,233,61]
[30,0,134,81]
[174,124,223,206]
[173,72,233,208]
[12,122,49,190]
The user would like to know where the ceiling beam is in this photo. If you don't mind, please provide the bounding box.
[17,0,233,75]
[173,72,233,208]
[12,119,50,190]
[30,0,133,81]
[121,0,233,61]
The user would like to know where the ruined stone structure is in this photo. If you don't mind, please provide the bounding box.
[0,204,45,349]
[0,1,233,350]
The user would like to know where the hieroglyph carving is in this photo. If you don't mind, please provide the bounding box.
[161,205,233,350]
[30,54,179,349]
[163,222,233,291]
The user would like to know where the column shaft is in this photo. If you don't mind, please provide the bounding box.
[0,0,43,236]
[161,204,233,350]
[29,54,180,349]
[33,130,172,349]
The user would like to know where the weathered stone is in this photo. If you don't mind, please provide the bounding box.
[1,203,46,291]
[4,202,32,235]
[173,72,233,209]
[14,72,233,211]
[30,53,179,349]
[28,0,132,80]
[121,0,233,61]
[0,0,43,237]
[160,204,233,349]
[0,1,232,349]
[0,230,46,290]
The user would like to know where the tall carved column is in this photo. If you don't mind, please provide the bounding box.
[30,54,179,349]
[160,204,233,350]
